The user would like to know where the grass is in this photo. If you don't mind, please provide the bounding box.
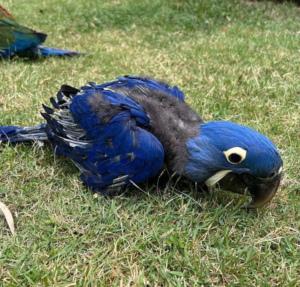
[0,0,300,285]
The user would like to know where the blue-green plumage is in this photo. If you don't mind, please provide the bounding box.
[0,76,283,208]
[0,5,85,58]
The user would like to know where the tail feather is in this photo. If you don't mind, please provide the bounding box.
[0,124,48,143]
[37,46,87,57]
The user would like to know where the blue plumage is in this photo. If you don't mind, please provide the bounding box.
[0,76,283,208]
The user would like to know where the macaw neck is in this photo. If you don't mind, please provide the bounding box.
[125,88,203,174]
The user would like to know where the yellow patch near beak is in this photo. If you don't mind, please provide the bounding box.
[205,170,232,187]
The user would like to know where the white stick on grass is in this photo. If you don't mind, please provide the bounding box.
[0,201,15,236]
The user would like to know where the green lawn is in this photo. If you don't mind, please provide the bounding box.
[1,0,300,285]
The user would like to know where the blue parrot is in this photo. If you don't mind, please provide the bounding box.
[0,76,283,208]
[0,4,85,58]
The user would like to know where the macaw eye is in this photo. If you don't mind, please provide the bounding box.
[229,153,242,163]
[223,147,247,165]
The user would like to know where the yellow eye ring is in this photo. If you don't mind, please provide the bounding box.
[223,147,247,164]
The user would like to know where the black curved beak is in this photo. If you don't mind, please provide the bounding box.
[217,171,282,208]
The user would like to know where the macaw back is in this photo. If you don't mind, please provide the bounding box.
[39,76,202,194]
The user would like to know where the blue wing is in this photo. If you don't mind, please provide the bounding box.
[41,80,165,194]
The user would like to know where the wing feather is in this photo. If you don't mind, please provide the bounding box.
[42,80,165,194]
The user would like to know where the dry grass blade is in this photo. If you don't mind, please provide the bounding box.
[0,201,15,236]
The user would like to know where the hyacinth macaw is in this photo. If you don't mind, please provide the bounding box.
[0,76,283,208]
[0,5,85,58]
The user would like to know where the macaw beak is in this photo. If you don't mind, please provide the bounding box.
[217,171,282,208]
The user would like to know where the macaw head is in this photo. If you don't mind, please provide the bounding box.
[185,121,283,208]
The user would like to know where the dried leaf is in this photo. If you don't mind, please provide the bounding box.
[0,201,15,235]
